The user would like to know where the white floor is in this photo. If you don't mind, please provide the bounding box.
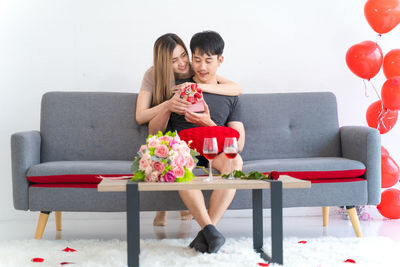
[1,207,400,242]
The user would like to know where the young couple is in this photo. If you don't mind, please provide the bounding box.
[135,31,245,253]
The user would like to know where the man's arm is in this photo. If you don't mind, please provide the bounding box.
[227,121,245,152]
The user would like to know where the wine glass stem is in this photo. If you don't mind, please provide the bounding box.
[230,159,233,178]
[209,160,213,180]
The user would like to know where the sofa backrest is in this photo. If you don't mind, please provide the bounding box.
[40,91,341,162]
[239,92,341,161]
[41,92,148,162]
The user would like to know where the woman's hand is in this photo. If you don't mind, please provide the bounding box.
[167,92,190,115]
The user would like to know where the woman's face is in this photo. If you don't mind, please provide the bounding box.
[171,45,189,75]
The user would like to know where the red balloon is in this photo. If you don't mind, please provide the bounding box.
[364,0,400,34]
[381,77,400,110]
[383,49,400,79]
[377,188,400,219]
[382,145,390,158]
[346,41,383,80]
[381,155,400,188]
[366,100,398,134]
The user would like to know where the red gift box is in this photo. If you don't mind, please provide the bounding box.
[180,84,204,112]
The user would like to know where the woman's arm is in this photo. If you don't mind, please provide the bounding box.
[135,90,169,125]
[197,75,243,96]
[148,93,190,134]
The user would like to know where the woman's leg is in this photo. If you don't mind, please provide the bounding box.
[153,211,167,226]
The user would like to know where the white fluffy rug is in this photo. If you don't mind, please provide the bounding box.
[0,236,399,267]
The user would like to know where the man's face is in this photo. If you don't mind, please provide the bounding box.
[191,49,223,84]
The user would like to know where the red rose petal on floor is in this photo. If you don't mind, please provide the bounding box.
[60,262,75,265]
[344,259,356,263]
[257,263,269,266]
[62,247,77,252]
[298,240,307,244]
[31,258,44,262]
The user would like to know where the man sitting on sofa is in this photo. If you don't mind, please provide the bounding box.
[149,30,245,254]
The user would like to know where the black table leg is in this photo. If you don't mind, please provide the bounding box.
[270,180,283,265]
[127,182,140,267]
[252,189,270,262]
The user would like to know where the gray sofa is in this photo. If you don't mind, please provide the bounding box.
[11,91,381,239]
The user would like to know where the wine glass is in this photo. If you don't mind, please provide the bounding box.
[223,137,238,179]
[203,137,218,182]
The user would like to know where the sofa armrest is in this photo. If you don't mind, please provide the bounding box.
[11,131,41,210]
[340,126,381,205]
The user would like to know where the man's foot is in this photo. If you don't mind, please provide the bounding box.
[189,230,208,253]
[202,224,225,253]
[180,210,193,220]
[153,211,167,226]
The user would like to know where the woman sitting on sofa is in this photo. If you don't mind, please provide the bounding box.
[136,33,242,226]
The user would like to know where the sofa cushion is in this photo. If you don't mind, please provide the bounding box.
[239,92,342,161]
[243,157,366,179]
[27,160,132,183]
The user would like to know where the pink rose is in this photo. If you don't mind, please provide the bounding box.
[139,157,149,170]
[171,143,179,151]
[154,144,169,158]
[173,155,186,167]
[185,156,195,169]
[146,171,159,183]
[178,143,190,154]
[152,161,165,173]
[139,145,149,156]
[144,166,152,176]
[172,166,185,178]
[169,136,179,147]
[148,138,159,148]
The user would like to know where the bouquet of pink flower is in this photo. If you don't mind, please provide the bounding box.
[131,131,199,183]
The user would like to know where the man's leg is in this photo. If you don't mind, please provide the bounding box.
[178,189,212,229]
[208,154,243,224]
[179,189,225,253]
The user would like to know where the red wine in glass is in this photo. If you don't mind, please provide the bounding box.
[224,137,238,179]
[203,137,218,181]
[204,153,218,160]
[225,153,237,159]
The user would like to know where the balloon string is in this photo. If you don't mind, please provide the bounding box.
[369,80,381,100]
[377,108,389,133]
[376,34,382,45]
[363,79,369,97]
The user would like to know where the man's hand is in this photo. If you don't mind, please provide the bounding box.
[184,100,216,127]
[167,92,190,115]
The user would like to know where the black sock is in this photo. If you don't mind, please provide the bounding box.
[202,224,225,253]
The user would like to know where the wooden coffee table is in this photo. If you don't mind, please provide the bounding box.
[98,175,311,267]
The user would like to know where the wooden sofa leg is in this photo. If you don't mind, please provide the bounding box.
[322,206,329,227]
[346,206,363,237]
[55,211,62,231]
[34,211,51,240]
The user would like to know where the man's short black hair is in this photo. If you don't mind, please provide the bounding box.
[190,31,224,57]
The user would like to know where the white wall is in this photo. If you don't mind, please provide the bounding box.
[1,0,399,221]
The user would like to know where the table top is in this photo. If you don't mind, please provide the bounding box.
[97,175,311,192]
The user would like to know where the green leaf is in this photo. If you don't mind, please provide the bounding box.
[190,149,200,157]
[130,157,140,173]
[131,171,145,181]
